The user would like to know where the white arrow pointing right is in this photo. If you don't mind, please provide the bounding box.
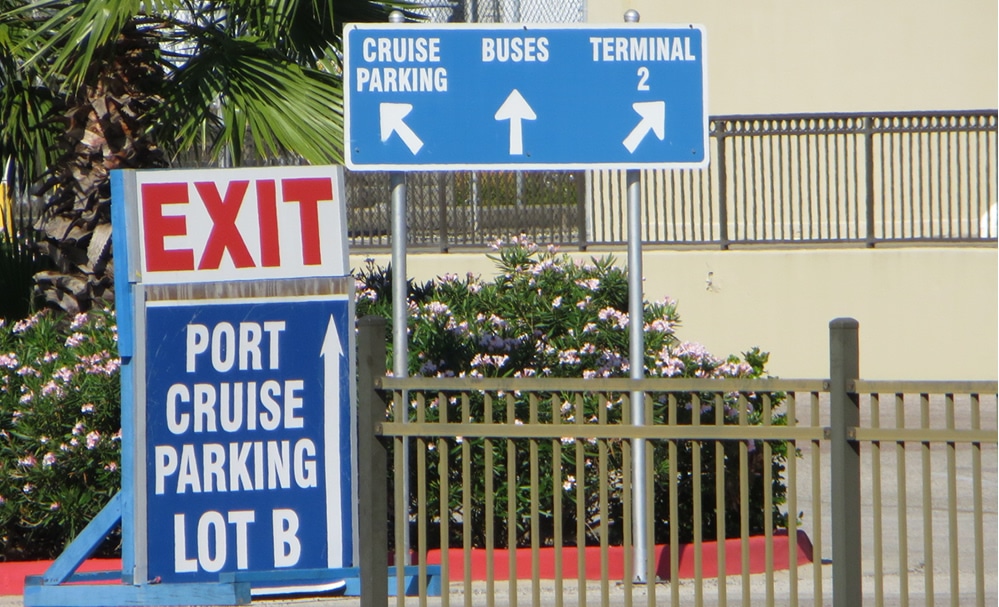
[380,102,424,154]
[623,101,666,153]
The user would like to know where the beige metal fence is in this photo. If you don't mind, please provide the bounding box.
[346,110,998,251]
[356,318,998,606]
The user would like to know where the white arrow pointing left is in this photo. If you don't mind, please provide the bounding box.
[494,89,536,155]
[623,101,666,153]
[380,102,424,154]
[321,314,346,567]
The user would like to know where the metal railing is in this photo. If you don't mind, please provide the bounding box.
[346,110,998,250]
[355,317,998,606]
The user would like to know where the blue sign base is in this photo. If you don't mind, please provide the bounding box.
[21,489,440,605]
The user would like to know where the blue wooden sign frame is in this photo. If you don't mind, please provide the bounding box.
[22,166,444,606]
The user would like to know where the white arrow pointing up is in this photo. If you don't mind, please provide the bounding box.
[623,101,666,153]
[380,102,423,154]
[320,314,345,567]
[494,89,536,156]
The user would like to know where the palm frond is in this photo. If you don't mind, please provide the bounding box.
[154,35,345,165]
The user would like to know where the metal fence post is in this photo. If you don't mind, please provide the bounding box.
[864,116,877,247]
[829,317,862,607]
[715,122,730,249]
[357,316,388,607]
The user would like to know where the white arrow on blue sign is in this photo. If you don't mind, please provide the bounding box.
[344,23,708,171]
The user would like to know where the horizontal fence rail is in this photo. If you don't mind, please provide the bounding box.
[356,318,998,607]
[346,110,997,250]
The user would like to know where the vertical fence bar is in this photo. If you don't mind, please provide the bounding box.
[945,394,958,607]
[552,398,564,607]
[484,394,496,607]
[576,170,589,249]
[416,393,428,605]
[895,393,911,607]
[461,393,472,606]
[829,317,861,607]
[787,392,799,607]
[575,393,587,607]
[622,393,633,607]
[739,393,750,605]
[439,394,451,607]
[357,317,388,607]
[715,393,727,606]
[529,393,541,607]
[668,394,680,606]
[811,391,824,606]
[691,394,703,607]
[716,124,730,249]
[763,393,774,606]
[394,392,406,607]
[645,393,656,606]
[506,393,518,607]
[971,394,985,607]
[865,116,877,246]
[598,394,609,605]
[872,393,884,607]
[920,393,934,606]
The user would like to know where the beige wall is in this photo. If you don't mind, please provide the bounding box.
[585,1,998,115]
[351,247,998,380]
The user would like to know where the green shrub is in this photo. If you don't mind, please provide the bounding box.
[355,238,790,549]
[0,306,121,560]
[0,206,48,323]
[0,239,790,560]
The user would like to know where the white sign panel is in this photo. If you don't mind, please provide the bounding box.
[128,166,348,285]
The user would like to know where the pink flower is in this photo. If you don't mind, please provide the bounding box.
[12,313,42,334]
[86,430,101,449]
[70,312,88,329]
[42,453,57,466]
[80,403,95,414]
[18,455,36,467]
[22,484,33,494]
[104,461,118,472]
[64,332,86,347]
[49,502,60,511]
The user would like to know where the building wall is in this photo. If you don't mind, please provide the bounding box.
[351,247,998,381]
[585,1,998,115]
[355,2,997,381]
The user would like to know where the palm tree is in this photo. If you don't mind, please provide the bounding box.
[0,0,411,312]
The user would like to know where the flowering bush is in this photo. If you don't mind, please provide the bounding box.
[355,239,791,549]
[0,306,121,560]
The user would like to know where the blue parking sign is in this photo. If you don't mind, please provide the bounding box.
[344,23,708,170]
[144,296,353,583]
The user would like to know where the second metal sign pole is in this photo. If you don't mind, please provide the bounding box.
[624,9,650,587]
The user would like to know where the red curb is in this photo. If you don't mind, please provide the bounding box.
[0,559,122,596]
[1,531,814,595]
[424,530,813,582]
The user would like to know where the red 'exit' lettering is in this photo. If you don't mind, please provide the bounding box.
[141,178,334,273]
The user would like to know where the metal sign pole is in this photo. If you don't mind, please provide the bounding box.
[624,10,649,587]
[387,9,411,567]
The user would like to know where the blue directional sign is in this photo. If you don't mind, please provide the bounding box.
[143,295,354,584]
[344,24,707,170]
